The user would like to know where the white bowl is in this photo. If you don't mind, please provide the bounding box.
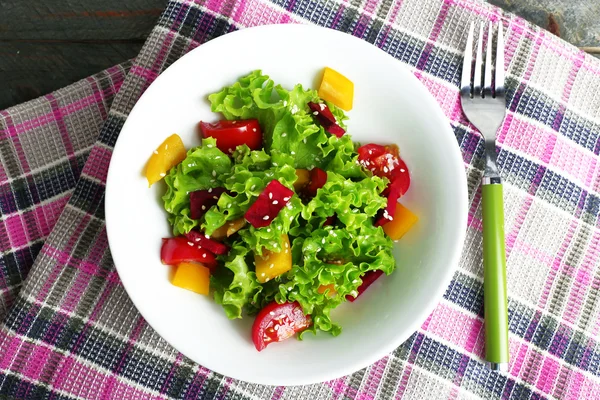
[105,24,467,386]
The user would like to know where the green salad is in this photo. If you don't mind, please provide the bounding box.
[149,69,416,351]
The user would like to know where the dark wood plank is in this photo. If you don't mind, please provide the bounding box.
[0,0,165,40]
[0,0,166,109]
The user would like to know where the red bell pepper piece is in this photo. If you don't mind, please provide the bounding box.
[346,270,384,302]
[357,143,410,226]
[189,188,228,220]
[185,230,229,255]
[160,237,218,269]
[252,301,311,351]
[307,102,345,138]
[304,167,328,197]
[245,180,294,228]
[199,119,262,154]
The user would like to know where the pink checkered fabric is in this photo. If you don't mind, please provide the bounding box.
[1,0,600,398]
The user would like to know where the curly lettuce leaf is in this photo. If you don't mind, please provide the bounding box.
[211,242,262,319]
[163,137,231,235]
[201,147,300,251]
[276,224,395,336]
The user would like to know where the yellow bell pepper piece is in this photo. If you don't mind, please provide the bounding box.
[210,218,247,240]
[317,284,337,297]
[318,67,354,111]
[146,134,187,187]
[171,262,210,295]
[294,169,310,191]
[383,203,418,241]
[255,234,292,283]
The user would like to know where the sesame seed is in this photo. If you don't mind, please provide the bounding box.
[291,151,295,155]
[253,128,257,132]
[288,287,293,291]
[267,228,271,232]
[251,185,256,190]
[201,205,206,210]
[303,138,307,144]
[317,247,321,252]
[227,204,232,208]
[232,121,237,124]
[400,168,406,173]
[285,249,288,253]
[313,111,319,115]
[207,144,213,148]
[320,103,326,110]
[274,325,279,331]
[265,278,270,282]
[205,234,210,239]
[202,253,207,258]
[263,216,270,220]
[273,200,278,205]
[215,156,221,159]
[211,179,216,183]
[283,197,290,201]
[322,238,326,244]
[187,242,194,246]
[195,237,201,242]
[213,196,218,200]
[208,188,212,193]
[269,193,273,199]
[269,263,274,268]
[160,173,166,177]
[153,150,159,155]
[188,164,193,167]
[270,311,275,315]
[212,170,216,177]
[165,144,168,150]
[383,166,388,173]
[283,101,287,106]
[353,280,359,283]
[273,162,278,166]
[290,216,294,221]
[285,242,289,248]
[281,133,287,137]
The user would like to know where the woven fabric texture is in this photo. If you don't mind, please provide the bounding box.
[1,0,600,398]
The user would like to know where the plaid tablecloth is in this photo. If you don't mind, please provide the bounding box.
[1,0,600,398]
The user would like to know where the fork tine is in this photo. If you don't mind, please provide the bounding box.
[495,21,505,95]
[473,23,484,98]
[484,22,493,97]
[461,22,475,95]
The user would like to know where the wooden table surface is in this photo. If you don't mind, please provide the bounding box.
[1,0,598,110]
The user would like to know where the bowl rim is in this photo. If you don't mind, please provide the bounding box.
[105,23,468,386]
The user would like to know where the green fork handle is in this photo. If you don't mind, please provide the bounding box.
[482,182,509,371]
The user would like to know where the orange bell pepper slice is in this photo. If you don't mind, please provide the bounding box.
[383,203,418,241]
[255,234,292,283]
[146,134,186,187]
[171,262,210,295]
[318,67,354,111]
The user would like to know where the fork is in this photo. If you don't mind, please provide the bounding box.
[460,21,509,372]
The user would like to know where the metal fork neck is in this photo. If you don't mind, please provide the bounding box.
[483,139,501,184]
